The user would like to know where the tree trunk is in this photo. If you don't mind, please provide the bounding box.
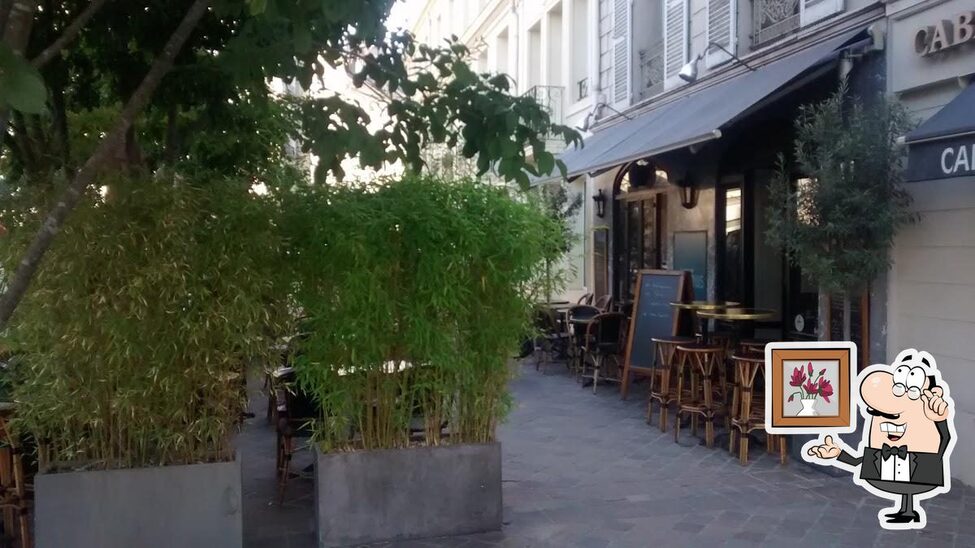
[30,0,112,69]
[0,0,211,331]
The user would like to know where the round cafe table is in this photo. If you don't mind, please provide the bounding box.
[696,307,776,350]
[670,301,740,343]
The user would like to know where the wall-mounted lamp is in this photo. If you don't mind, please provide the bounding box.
[577,102,634,132]
[677,178,698,209]
[679,41,757,83]
[592,188,607,218]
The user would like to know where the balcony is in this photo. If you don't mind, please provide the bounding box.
[637,44,665,102]
[523,85,567,152]
[751,0,800,47]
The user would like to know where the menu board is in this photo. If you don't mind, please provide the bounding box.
[622,270,689,374]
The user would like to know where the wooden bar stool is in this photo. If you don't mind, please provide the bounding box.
[647,336,695,431]
[739,339,770,356]
[673,343,725,448]
[729,354,787,465]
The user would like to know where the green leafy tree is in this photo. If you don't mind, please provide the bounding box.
[766,88,916,338]
[0,0,580,329]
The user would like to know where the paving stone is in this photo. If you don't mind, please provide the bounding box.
[239,360,973,547]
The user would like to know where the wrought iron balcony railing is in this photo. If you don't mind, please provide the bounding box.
[523,85,565,126]
[751,0,800,47]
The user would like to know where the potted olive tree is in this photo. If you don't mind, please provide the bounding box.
[282,176,561,546]
[2,178,288,548]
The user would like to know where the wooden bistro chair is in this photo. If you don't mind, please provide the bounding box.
[673,343,726,448]
[0,403,30,548]
[647,336,695,431]
[730,354,788,465]
[593,294,613,312]
[576,293,594,306]
[738,339,770,356]
[582,313,626,394]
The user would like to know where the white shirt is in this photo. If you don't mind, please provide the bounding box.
[880,452,911,482]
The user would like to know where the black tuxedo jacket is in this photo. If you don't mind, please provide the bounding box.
[837,420,949,487]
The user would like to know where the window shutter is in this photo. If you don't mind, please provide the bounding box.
[800,0,844,27]
[664,0,688,82]
[705,0,736,68]
[612,0,631,107]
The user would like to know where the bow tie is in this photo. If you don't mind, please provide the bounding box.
[881,443,908,459]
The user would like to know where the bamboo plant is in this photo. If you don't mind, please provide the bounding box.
[282,175,562,451]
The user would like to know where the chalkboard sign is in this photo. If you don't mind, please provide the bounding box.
[620,269,690,398]
[829,292,869,368]
[673,231,706,300]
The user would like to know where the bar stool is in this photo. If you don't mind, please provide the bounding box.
[739,339,770,356]
[673,343,726,448]
[729,354,787,465]
[647,336,695,431]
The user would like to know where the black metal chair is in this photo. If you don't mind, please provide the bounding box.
[274,368,317,504]
[533,307,569,371]
[567,305,600,379]
[582,312,626,393]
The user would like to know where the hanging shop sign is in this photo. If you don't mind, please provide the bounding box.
[914,11,975,57]
[906,135,975,182]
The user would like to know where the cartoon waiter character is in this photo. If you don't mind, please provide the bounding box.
[804,349,955,530]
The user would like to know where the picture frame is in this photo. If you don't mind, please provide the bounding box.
[764,341,858,434]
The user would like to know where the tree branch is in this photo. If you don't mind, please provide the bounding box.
[0,0,211,330]
[30,0,111,68]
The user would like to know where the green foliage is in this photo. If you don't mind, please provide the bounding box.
[0,44,47,114]
[765,89,916,294]
[1,177,290,470]
[281,176,562,451]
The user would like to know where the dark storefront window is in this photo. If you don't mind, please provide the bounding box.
[612,163,665,303]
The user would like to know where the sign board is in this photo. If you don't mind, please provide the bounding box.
[672,231,707,300]
[906,135,975,181]
[620,270,690,398]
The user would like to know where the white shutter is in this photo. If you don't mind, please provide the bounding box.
[612,0,631,108]
[800,0,844,27]
[663,0,689,83]
[705,0,736,68]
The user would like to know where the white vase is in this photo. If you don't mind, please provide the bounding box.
[798,398,818,416]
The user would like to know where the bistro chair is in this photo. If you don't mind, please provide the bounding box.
[275,370,318,504]
[738,339,770,356]
[730,354,787,465]
[567,305,600,379]
[647,336,695,431]
[593,294,613,312]
[576,293,594,306]
[673,343,726,448]
[581,313,626,393]
[533,307,569,371]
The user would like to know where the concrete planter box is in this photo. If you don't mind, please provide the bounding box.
[35,458,242,548]
[315,442,502,547]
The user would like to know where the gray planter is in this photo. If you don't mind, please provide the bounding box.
[315,442,502,547]
[35,458,242,548]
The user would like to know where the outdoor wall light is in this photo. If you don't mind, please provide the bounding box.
[678,179,698,209]
[577,102,634,132]
[592,188,607,218]
[679,42,757,83]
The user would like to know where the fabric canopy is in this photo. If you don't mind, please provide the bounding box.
[555,27,867,180]
[904,82,975,144]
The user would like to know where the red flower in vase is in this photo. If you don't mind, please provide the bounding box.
[819,378,834,403]
[803,378,819,396]
[790,366,806,387]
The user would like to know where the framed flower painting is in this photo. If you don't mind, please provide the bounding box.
[764,342,857,434]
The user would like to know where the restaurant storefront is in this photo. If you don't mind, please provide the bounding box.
[886,0,975,486]
[573,20,885,347]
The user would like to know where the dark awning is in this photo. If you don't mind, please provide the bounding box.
[555,27,867,180]
[905,83,975,145]
[904,83,975,182]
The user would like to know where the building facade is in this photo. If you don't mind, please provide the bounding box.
[414,0,974,484]
[885,0,975,486]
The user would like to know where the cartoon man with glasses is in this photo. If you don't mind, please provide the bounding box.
[804,349,955,530]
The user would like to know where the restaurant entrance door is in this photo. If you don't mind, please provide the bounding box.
[612,163,665,304]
